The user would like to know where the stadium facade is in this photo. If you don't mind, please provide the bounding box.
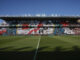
[0,16,80,35]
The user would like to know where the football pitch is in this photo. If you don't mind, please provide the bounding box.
[0,35,80,60]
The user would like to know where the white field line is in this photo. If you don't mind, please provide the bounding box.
[33,36,41,60]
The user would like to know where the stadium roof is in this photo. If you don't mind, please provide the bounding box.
[0,16,80,21]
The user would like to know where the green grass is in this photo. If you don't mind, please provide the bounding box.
[0,35,80,60]
[39,35,80,52]
[0,36,40,51]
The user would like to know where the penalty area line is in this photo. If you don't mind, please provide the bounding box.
[33,35,41,60]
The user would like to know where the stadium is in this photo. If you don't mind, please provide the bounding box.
[0,16,80,60]
[0,16,80,35]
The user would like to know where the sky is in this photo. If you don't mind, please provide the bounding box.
[0,0,80,16]
[0,0,80,22]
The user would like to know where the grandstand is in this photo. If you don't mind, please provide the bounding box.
[0,16,80,35]
[0,16,80,60]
